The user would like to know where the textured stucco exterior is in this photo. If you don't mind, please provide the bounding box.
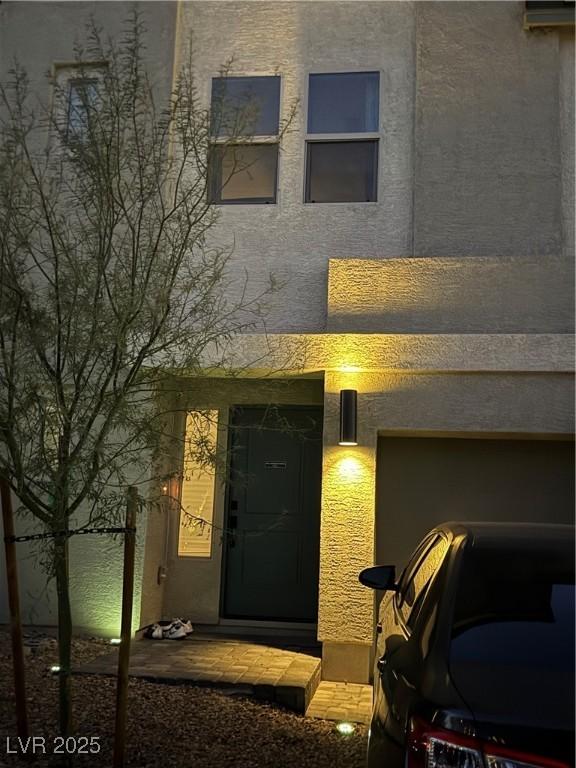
[0,1,573,686]
[413,1,564,259]
[560,30,575,261]
[327,257,575,334]
[0,2,176,106]
[178,0,415,333]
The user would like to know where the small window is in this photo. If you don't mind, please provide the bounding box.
[306,140,378,203]
[307,72,379,134]
[67,79,99,141]
[178,411,219,558]
[305,71,379,203]
[209,143,278,204]
[209,76,280,204]
[211,76,280,136]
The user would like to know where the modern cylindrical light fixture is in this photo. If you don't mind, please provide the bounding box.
[339,389,358,446]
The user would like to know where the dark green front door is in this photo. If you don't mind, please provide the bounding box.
[223,406,322,621]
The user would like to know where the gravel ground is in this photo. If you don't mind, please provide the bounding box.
[0,631,368,768]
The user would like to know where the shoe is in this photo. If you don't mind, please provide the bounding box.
[179,619,194,635]
[151,624,164,640]
[163,621,187,640]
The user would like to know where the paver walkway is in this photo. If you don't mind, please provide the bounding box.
[76,634,321,713]
[305,681,373,725]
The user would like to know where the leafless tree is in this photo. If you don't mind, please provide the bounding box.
[0,11,295,735]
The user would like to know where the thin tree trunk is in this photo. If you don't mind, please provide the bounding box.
[54,532,73,737]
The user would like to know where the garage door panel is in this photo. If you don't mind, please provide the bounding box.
[376,437,575,569]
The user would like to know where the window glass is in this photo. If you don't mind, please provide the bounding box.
[211,76,280,137]
[450,546,575,670]
[209,144,278,203]
[398,536,450,628]
[67,79,99,140]
[178,411,219,558]
[306,140,378,203]
[308,72,379,134]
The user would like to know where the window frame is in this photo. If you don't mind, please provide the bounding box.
[51,61,107,146]
[208,74,282,206]
[303,69,381,204]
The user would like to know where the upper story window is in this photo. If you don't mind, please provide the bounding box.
[305,71,380,203]
[209,76,281,204]
[66,78,99,141]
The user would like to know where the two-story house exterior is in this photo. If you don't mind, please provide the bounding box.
[1,0,574,684]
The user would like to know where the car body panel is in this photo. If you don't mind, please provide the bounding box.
[363,522,575,768]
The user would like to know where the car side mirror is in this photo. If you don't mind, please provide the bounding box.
[359,565,398,591]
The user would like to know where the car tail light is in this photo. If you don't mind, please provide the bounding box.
[407,717,569,768]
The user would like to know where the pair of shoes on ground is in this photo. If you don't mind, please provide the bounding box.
[143,618,193,640]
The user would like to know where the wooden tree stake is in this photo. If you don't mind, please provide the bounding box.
[0,477,29,740]
[113,486,138,768]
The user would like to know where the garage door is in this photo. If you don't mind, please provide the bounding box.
[376,437,575,569]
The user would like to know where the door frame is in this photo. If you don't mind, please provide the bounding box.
[219,404,324,624]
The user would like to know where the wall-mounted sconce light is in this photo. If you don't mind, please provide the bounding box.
[339,389,358,446]
[160,473,181,509]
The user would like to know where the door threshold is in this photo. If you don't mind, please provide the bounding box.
[195,619,317,638]
[219,619,317,632]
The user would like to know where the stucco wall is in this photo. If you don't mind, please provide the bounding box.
[413,1,565,258]
[327,257,575,333]
[560,30,575,261]
[178,0,415,333]
[0,2,176,104]
[0,479,150,636]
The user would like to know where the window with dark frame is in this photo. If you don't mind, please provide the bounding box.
[209,76,281,205]
[305,71,380,203]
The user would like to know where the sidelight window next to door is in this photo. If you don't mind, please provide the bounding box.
[222,406,323,622]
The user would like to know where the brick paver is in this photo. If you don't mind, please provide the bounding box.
[305,681,373,725]
[75,635,321,713]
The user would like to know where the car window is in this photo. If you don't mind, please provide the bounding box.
[398,536,450,629]
[397,535,438,596]
[450,545,575,670]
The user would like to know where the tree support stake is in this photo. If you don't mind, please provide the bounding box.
[1,477,29,741]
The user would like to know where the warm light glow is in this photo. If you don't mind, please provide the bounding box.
[50,665,61,674]
[336,722,356,735]
[338,441,358,447]
[161,484,169,494]
[338,365,361,373]
[337,455,365,482]
[109,638,121,645]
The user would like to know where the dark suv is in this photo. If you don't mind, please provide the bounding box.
[359,522,575,768]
